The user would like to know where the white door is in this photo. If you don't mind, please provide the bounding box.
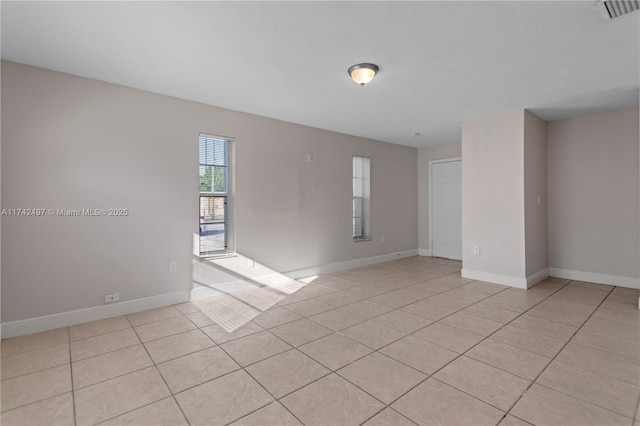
[431,160,462,260]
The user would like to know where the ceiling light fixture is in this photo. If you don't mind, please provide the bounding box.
[348,63,379,86]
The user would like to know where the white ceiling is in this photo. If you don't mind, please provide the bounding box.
[2,1,638,148]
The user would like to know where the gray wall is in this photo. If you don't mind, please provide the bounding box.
[461,110,526,280]
[1,61,418,322]
[548,108,639,279]
[523,111,548,277]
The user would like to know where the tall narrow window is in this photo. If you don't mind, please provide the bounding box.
[199,134,231,256]
[353,156,370,241]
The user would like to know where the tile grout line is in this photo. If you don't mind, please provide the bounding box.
[501,282,623,422]
[358,278,573,425]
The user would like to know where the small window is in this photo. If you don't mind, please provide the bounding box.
[199,134,231,256]
[353,156,370,241]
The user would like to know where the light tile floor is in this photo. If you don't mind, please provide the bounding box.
[2,256,639,425]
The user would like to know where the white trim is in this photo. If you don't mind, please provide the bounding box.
[285,249,419,279]
[1,290,191,339]
[549,268,639,289]
[418,248,431,257]
[428,157,462,260]
[461,268,527,289]
[527,268,550,287]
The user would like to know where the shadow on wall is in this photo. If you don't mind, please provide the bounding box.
[191,254,317,332]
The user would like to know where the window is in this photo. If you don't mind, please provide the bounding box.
[199,134,231,256]
[353,156,370,241]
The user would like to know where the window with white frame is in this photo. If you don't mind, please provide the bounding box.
[199,134,232,256]
[353,156,370,241]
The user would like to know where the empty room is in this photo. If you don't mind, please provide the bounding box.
[1,1,639,426]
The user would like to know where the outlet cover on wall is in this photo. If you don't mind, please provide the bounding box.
[104,293,120,304]
[473,246,481,255]
[169,261,178,272]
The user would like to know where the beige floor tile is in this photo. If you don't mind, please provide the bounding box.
[527,300,593,326]
[281,373,385,426]
[439,311,503,336]
[1,328,69,357]
[173,301,201,315]
[299,333,372,370]
[270,318,333,347]
[157,346,239,393]
[580,316,640,342]
[363,408,418,426]
[283,299,334,316]
[491,325,565,358]
[201,321,263,344]
[253,307,303,329]
[314,291,366,307]
[511,384,631,425]
[126,306,182,326]
[498,288,550,304]
[309,309,366,331]
[593,305,640,326]
[229,402,302,426]
[459,302,521,324]
[134,316,196,342]
[400,300,459,320]
[144,329,214,364]
[70,328,140,361]
[498,414,533,426]
[480,294,536,313]
[185,311,215,327]
[380,335,458,375]
[100,397,188,425]
[537,360,639,417]
[338,352,426,404]
[556,342,640,385]
[369,292,415,309]
[341,320,406,349]
[69,316,131,341]
[175,369,273,425]
[74,366,169,425]
[371,310,432,334]
[392,378,504,425]
[509,314,578,340]
[550,285,610,306]
[412,322,484,353]
[572,323,640,360]
[434,356,530,411]
[246,349,330,398]
[1,343,69,380]
[72,344,153,389]
[340,300,393,319]
[0,393,74,426]
[1,364,71,412]
[221,331,292,367]
[465,338,551,381]
[423,293,476,310]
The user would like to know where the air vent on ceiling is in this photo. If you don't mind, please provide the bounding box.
[604,0,640,18]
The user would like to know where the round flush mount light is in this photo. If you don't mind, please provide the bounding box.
[348,63,379,86]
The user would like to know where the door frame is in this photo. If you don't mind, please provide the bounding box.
[429,157,462,258]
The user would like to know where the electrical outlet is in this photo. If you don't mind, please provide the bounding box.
[247,258,255,268]
[473,246,481,255]
[169,261,178,272]
[104,293,119,304]
[307,153,313,162]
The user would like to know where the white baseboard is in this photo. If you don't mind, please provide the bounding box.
[527,268,550,287]
[418,249,431,257]
[1,290,191,339]
[549,268,639,289]
[461,268,528,289]
[285,249,419,279]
